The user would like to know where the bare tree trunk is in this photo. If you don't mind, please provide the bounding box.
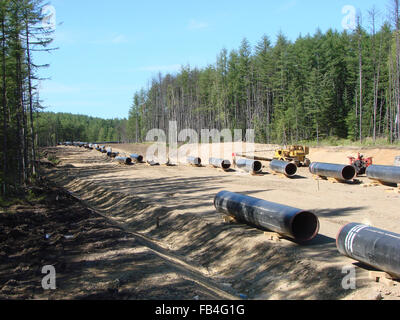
[394,0,400,140]
[25,22,36,177]
[1,12,7,195]
[357,17,363,143]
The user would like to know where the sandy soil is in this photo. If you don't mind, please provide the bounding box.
[0,180,234,300]
[39,143,400,300]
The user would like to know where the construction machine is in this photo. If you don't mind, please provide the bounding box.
[348,153,373,176]
[274,145,311,167]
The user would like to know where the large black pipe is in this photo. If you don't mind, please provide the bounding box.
[187,156,202,166]
[115,157,132,165]
[270,160,297,177]
[337,223,400,279]
[214,191,319,242]
[236,158,262,174]
[209,158,231,171]
[366,165,400,185]
[309,162,356,181]
[130,154,144,163]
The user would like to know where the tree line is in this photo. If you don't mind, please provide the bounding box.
[128,2,400,146]
[0,0,54,196]
[35,112,128,146]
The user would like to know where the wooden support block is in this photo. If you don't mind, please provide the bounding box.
[369,271,399,285]
[264,232,283,242]
[222,215,237,223]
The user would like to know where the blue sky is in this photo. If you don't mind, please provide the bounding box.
[36,0,390,119]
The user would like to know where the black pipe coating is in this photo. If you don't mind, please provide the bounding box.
[309,162,356,181]
[187,156,202,166]
[130,154,144,163]
[115,157,132,165]
[366,165,400,185]
[214,191,320,242]
[236,158,262,173]
[337,223,400,279]
[209,158,231,171]
[270,160,297,177]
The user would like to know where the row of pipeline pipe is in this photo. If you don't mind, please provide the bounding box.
[115,156,132,165]
[62,142,400,276]
[269,160,298,177]
[209,158,232,171]
[366,165,400,185]
[130,154,144,163]
[337,223,400,279]
[214,191,320,243]
[187,156,202,166]
[215,191,400,278]
[309,162,356,181]
[235,158,262,174]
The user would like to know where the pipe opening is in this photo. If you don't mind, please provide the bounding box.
[221,160,231,170]
[195,158,202,166]
[291,211,319,242]
[342,166,356,180]
[126,158,132,165]
[252,161,262,173]
[285,163,298,176]
[136,155,144,162]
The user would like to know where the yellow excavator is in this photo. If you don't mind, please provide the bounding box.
[274,145,311,167]
[234,145,311,168]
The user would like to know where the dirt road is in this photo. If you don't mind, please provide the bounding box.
[43,144,400,300]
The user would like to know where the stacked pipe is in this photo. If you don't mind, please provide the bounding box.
[214,191,319,243]
[366,164,400,186]
[187,156,202,167]
[235,158,262,174]
[209,158,231,171]
[309,162,356,181]
[130,154,144,163]
[270,160,297,177]
[337,223,400,279]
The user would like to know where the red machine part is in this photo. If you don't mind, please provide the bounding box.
[348,153,373,176]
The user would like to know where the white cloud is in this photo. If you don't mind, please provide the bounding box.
[188,19,209,30]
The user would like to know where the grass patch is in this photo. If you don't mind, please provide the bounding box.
[47,154,61,165]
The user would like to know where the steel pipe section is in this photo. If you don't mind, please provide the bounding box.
[236,159,262,174]
[309,162,356,181]
[115,157,132,165]
[214,191,319,242]
[187,156,202,166]
[337,223,400,279]
[130,154,144,163]
[366,165,400,185]
[270,160,297,177]
[209,158,231,171]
